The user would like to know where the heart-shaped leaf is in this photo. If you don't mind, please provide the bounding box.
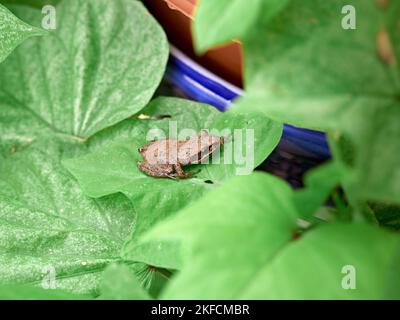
[193,0,289,53]
[0,0,168,140]
[0,141,136,295]
[239,223,400,299]
[141,172,400,299]
[0,3,45,63]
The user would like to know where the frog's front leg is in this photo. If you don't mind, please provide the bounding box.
[173,163,192,179]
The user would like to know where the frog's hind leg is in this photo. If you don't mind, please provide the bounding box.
[138,161,156,177]
[138,162,173,178]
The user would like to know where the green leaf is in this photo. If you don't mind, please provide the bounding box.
[384,246,400,300]
[193,0,289,53]
[330,104,400,204]
[0,3,45,63]
[64,97,283,269]
[141,172,298,299]
[193,0,261,53]
[0,0,168,140]
[0,283,88,300]
[231,0,400,205]
[237,0,398,125]
[121,181,210,270]
[3,0,60,8]
[141,173,400,299]
[98,263,151,300]
[0,90,53,157]
[240,223,400,299]
[293,161,347,220]
[0,141,136,295]
[0,0,171,295]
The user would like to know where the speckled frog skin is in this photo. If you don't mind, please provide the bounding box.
[138,130,224,179]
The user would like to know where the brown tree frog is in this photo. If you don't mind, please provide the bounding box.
[138,130,224,179]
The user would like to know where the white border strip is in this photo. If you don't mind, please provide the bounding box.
[170,45,245,96]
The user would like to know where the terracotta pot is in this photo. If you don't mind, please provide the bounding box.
[144,0,244,88]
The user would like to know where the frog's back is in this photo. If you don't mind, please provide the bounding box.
[178,131,222,165]
[142,139,183,165]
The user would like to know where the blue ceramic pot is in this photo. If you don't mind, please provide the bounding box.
[165,46,331,161]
